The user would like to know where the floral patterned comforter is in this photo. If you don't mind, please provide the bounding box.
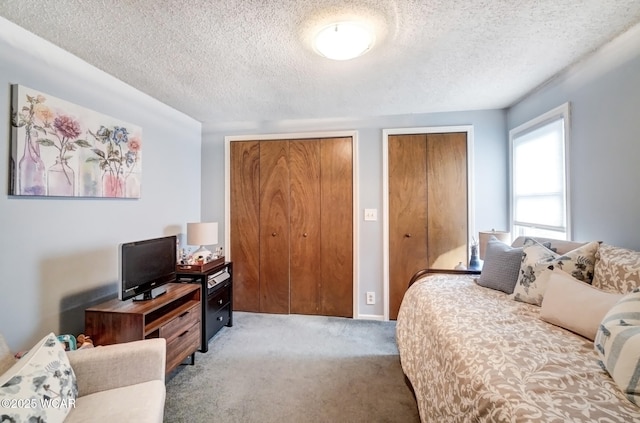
[396,274,640,422]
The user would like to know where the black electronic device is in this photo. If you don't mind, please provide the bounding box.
[118,235,177,301]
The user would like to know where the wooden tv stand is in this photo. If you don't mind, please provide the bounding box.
[85,283,201,374]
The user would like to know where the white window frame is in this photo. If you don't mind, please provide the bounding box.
[509,103,571,240]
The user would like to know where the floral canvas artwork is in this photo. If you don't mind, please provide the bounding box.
[9,84,142,198]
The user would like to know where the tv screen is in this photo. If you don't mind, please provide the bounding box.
[119,235,177,301]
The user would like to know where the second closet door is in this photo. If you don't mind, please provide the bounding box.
[388,132,468,320]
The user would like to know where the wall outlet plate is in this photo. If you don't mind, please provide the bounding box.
[366,291,375,305]
[364,209,377,221]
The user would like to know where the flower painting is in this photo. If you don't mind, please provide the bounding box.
[9,84,142,198]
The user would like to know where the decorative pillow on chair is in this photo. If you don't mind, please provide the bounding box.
[512,238,599,306]
[476,236,524,294]
[595,288,640,405]
[541,268,623,340]
[0,332,78,423]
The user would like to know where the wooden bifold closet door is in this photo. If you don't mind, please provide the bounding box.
[289,140,321,315]
[388,132,468,320]
[229,141,260,312]
[259,141,290,314]
[230,137,353,318]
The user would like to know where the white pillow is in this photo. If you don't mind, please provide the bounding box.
[0,333,78,423]
[513,238,599,306]
[595,289,640,406]
[540,268,623,340]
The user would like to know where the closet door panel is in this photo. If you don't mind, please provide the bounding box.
[426,133,468,269]
[320,137,353,318]
[388,134,428,320]
[230,141,261,312]
[290,140,321,315]
[259,141,290,314]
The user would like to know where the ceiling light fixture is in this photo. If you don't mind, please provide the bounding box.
[314,21,375,61]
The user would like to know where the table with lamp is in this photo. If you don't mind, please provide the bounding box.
[478,230,511,265]
[176,222,233,353]
[413,230,511,283]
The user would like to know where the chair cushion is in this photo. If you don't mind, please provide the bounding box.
[65,380,165,423]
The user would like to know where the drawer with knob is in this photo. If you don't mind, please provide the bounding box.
[164,321,200,372]
[209,281,231,311]
[158,302,200,342]
[210,304,231,336]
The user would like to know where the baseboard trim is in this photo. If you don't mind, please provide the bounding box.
[356,314,385,321]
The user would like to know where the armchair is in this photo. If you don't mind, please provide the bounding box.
[0,334,166,422]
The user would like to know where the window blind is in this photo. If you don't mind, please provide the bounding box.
[510,104,569,239]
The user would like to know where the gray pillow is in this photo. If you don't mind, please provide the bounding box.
[476,236,524,294]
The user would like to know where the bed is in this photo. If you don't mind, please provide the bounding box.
[396,239,640,422]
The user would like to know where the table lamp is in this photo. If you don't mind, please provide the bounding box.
[478,229,511,260]
[187,222,218,261]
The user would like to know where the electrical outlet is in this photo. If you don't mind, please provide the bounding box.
[364,209,377,221]
[366,291,375,305]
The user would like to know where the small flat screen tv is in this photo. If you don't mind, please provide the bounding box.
[119,235,177,301]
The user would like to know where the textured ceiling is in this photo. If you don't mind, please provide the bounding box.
[1,1,640,126]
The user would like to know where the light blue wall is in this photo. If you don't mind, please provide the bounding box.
[202,110,508,317]
[508,26,640,250]
[0,19,202,350]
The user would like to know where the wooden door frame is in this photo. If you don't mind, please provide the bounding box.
[225,131,359,319]
[382,126,475,321]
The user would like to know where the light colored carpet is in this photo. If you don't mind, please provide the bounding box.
[164,312,420,423]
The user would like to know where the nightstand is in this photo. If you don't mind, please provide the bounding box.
[177,261,233,353]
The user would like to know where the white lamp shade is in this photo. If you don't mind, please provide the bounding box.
[187,222,218,246]
[478,230,511,260]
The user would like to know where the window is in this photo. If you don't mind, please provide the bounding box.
[510,103,570,240]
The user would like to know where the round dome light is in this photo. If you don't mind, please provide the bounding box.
[313,22,375,61]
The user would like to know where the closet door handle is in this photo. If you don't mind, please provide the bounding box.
[272,232,277,237]
[405,233,412,238]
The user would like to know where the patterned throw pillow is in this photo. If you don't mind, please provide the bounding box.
[512,238,599,306]
[595,289,640,405]
[0,332,78,423]
[592,243,640,294]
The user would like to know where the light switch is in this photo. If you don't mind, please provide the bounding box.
[364,209,377,221]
